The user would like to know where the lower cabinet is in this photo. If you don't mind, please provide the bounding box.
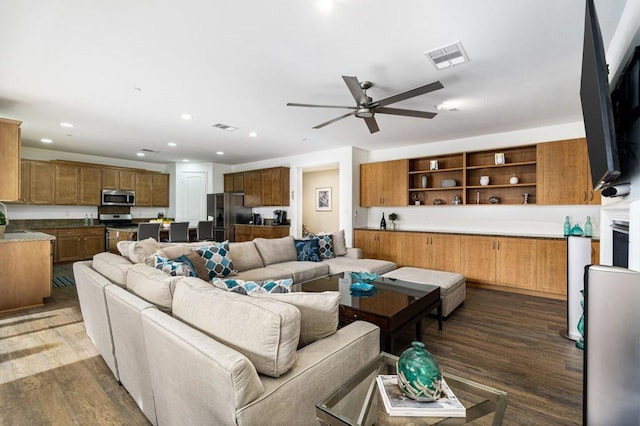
[402,232,461,273]
[54,227,105,262]
[107,229,137,254]
[353,230,403,265]
[233,225,290,242]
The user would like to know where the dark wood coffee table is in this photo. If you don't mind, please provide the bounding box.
[294,273,442,352]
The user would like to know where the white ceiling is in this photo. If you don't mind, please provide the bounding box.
[0,0,630,165]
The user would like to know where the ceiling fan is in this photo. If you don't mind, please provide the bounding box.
[287,76,444,133]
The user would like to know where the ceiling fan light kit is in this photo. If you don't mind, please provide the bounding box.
[287,75,443,133]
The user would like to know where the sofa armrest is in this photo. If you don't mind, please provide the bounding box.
[344,247,362,259]
[236,321,380,425]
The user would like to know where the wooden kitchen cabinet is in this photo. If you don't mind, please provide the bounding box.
[224,172,244,193]
[495,237,538,290]
[536,239,567,296]
[107,228,136,254]
[261,167,290,206]
[26,160,54,204]
[537,138,601,205]
[461,235,497,284]
[353,229,402,264]
[55,227,105,262]
[402,232,461,273]
[0,118,21,201]
[243,170,262,207]
[135,172,154,207]
[152,173,170,207]
[360,159,408,207]
[233,225,290,242]
[79,166,102,205]
[54,163,79,205]
[102,168,136,190]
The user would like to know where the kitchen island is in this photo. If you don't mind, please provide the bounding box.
[0,232,56,313]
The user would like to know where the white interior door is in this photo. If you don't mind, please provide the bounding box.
[179,171,207,225]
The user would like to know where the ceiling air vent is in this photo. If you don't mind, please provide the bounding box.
[140,148,160,153]
[212,123,238,131]
[425,41,470,70]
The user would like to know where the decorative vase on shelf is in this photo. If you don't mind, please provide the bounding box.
[397,341,444,401]
[480,176,490,186]
[510,174,519,184]
[420,174,428,189]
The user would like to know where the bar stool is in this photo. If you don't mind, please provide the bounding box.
[196,221,214,241]
[168,222,190,242]
[137,222,161,241]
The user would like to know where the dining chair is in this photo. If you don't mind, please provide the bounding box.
[168,222,190,242]
[137,222,161,241]
[196,221,214,241]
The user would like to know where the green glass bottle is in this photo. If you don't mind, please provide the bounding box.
[397,341,443,401]
[584,216,593,237]
[563,216,571,237]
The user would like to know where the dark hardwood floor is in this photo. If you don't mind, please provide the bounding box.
[0,276,582,425]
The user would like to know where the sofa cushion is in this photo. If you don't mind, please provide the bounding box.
[229,241,264,272]
[212,278,293,294]
[196,241,237,279]
[129,238,161,264]
[126,263,182,312]
[233,268,292,283]
[156,244,191,260]
[294,238,322,262]
[151,255,195,277]
[254,236,297,266]
[250,291,339,347]
[92,252,133,287]
[310,234,334,259]
[172,278,301,378]
[332,230,347,256]
[266,261,329,283]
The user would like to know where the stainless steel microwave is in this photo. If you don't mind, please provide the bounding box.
[101,189,136,206]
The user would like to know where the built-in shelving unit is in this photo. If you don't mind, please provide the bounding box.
[408,144,537,206]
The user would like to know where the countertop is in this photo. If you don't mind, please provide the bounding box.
[0,232,57,243]
[234,224,290,228]
[355,227,600,240]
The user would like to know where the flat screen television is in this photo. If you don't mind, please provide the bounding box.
[580,0,621,191]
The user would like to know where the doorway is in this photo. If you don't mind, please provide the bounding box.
[302,165,340,236]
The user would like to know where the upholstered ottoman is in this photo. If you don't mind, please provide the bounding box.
[382,267,466,317]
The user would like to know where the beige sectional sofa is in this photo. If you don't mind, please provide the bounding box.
[74,234,390,425]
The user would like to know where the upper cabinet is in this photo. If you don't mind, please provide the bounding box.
[79,166,102,206]
[54,163,79,205]
[224,167,290,207]
[0,118,22,201]
[152,173,170,207]
[24,160,55,205]
[537,138,601,205]
[360,159,408,207]
[102,168,135,190]
[135,172,154,207]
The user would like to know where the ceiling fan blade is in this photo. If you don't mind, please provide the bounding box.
[375,80,444,107]
[313,111,357,129]
[342,76,368,105]
[364,116,379,133]
[287,102,355,110]
[375,107,437,119]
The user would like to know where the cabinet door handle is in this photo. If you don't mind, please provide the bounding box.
[583,191,587,202]
[589,191,594,201]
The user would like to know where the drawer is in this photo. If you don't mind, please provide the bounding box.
[83,227,105,236]
[252,227,273,238]
[57,228,83,237]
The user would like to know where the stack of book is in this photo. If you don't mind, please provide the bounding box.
[376,375,466,418]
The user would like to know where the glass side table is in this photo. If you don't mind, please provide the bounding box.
[316,352,508,426]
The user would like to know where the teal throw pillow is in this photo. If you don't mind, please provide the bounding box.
[310,234,334,259]
[294,238,322,262]
[196,241,237,280]
[212,278,293,295]
[152,255,195,277]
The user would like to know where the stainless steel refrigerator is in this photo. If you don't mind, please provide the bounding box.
[207,193,251,242]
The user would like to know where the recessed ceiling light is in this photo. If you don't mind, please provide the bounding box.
[181,113,193,121]
[182,159,190,162]
[249,132,258,138]
[216,151,224,155]
[136,152,145,157]
[40,138,53,143]
[167,142,177,147]
[60,122,73,128]
[134,87,143,92]
[435,102,459,111]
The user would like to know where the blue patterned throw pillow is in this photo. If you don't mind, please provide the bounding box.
[310,234,334,259]
[294,238,322,262]
[212,278,293,295]
[152,255,195,277]
[196,241,237,280]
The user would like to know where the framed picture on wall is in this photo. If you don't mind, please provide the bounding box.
[316,187,332,211]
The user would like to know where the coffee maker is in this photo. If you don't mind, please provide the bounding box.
[273,210,287,225]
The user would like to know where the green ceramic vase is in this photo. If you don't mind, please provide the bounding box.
[397,341,444,401]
